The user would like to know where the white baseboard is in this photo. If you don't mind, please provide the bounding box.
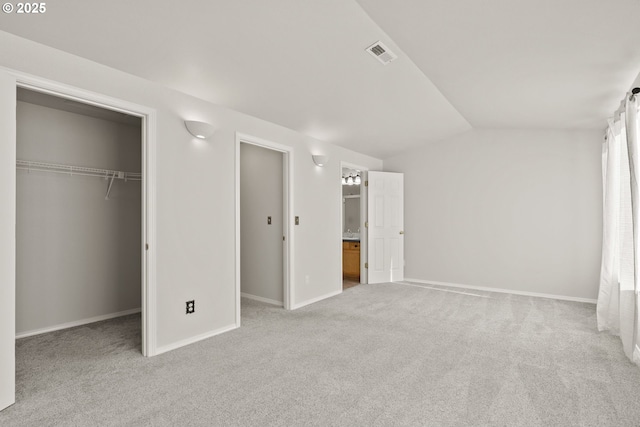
[395,281,491,298]
[403,278,597,304]
[291,289,342,310]
[155,323,238,356]
[241,292,283,307]
[16,307,142,339]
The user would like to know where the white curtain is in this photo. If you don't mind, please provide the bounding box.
[598,93,640,363]
[625,95,640,363]
[597,120,620,334]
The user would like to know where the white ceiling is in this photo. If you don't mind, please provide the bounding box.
[356,0,640,130]
[1,0,639,158]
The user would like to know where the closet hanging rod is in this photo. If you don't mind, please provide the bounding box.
[16,160,142,181]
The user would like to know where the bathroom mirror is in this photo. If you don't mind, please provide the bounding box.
[344,197,360,233]
[342,168,361,236]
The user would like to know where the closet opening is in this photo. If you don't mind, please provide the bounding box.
[15,87,145,356]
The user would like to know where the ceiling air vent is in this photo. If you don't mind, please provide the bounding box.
[366,41,397,65]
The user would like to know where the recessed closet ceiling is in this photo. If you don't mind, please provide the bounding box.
[1,0,639,158]
[17,88,141,126]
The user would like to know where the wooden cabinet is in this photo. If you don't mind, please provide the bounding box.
[343,241,360,281]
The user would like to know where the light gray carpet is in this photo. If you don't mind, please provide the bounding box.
[1,282,640,427]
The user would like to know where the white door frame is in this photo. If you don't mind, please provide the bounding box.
[6,68,158,357]
[340,161,368,284]
[235,132,294,324]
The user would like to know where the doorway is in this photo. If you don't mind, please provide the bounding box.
[15,87,146,348]
[235,133,292,324]
[12,78,156,357]
[341,163,368,289]
[239,143,284,305]
[0,72,156,412]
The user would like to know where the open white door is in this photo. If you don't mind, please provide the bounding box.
[367,171,404,283]
[0,71,16,411]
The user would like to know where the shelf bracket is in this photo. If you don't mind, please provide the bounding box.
[105,172,116,200]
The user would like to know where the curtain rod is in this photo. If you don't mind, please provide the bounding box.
[613,87,640,119]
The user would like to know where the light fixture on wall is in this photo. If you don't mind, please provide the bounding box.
[342,173,361,186]
[184,120,216,139]
[312,155,329,167]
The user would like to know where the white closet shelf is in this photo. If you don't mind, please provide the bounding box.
[16,160,141,181]
[17,159,141,200]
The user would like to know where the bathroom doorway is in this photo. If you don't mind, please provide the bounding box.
[341,165,366,290]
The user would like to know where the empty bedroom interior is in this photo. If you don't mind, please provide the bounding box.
[1,1,640,426]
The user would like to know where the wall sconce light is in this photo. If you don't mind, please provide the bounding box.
[312,155,329,167]
[185,120,216,139]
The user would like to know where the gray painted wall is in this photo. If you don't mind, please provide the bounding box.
[384,129,602,300]
[16,100,141,334]
[240,143,284,304]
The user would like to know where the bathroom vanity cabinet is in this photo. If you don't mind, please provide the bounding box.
[342,240,360,280]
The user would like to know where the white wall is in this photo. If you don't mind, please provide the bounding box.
[16,101,141,334]
[240,143,283,304]
[384,129,602,300]
[0,31,383,352]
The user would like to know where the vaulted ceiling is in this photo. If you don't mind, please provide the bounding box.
[1,0,639,158]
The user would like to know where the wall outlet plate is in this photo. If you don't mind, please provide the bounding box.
[186,300,195,314]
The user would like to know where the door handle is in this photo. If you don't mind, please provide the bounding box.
[399,231,404,235]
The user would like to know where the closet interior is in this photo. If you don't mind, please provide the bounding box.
[15,88,143,347]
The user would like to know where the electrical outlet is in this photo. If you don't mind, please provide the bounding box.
[186,300,195,314]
